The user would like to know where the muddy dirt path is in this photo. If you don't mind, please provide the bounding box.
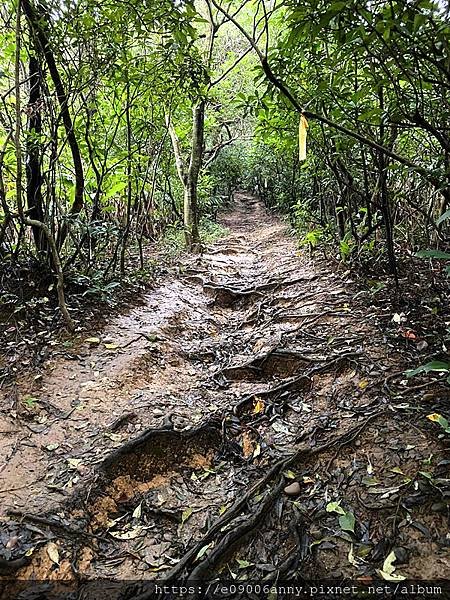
[1,194,449,594]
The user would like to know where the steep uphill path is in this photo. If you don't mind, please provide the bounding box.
[1,194,449,593]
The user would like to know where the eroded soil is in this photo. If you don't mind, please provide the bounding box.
[1,194,449,596]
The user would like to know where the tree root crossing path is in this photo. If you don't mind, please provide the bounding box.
[1,194,448,592]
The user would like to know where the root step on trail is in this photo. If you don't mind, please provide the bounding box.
[1,193,449,589]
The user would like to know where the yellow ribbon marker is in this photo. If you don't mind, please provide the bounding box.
[299,114,308,161]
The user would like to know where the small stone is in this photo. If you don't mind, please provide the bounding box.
[6,536,19,549]
[153,409,164,416]
[284,482,301,496]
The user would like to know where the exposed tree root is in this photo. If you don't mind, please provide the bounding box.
[204,275,319,308]
[0,556,31,576]
[6,511,109,544]
[2,196,445,588]
[260,522,309,581]
[232,351,362,416]
[1,420,227,568]
[220,348,313,381]
[127,411,384,595]
[204,283,263,307]
[233,376,311,417]
[98,420,223,481]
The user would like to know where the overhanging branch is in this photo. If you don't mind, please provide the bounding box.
[209,0,437,186]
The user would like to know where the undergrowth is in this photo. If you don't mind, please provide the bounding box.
[160,218,229,256]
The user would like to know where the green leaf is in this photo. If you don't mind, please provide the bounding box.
[22,396,38,408]
[436,209,450,225]
[326,501,345,515]
[390,467,404,475]
[181,507,193,526]
[413,13,426,31]
[406,361,450,378]
[104,181,127,200]
[339,511,356,533]
[283,469,296,479]
[362,476,380,487]
[195,543,212,560]
[427,413,450,433]
[236,559,252,569]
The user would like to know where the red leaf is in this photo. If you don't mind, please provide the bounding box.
[401,329,417,340]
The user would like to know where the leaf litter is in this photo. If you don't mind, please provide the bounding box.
[0,194,449,592]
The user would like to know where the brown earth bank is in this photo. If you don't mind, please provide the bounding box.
[0,194,449,597]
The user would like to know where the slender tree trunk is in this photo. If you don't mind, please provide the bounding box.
[0,134,13,254]
[120,81,132,275]
[166,101,204,251]
[21,0,84,249]
[15,1,74,330]
[183,100,204,249]
[83,93,103,223]
[26,54,46,253]
[378,87,398,284]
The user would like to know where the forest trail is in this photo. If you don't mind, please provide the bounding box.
[1,194,449,590]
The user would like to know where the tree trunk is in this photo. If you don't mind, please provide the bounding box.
[166,100,205,251]
[26,54,46,253]
[378,87,398,284]
[120,81,132,275]
[183,100,204,249]
[15,1,74,330]
[21,0,84,249]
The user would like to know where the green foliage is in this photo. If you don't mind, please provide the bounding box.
[71,273,122,305]
[198,218,229,244]
[160,218,228,256]
[22,396,38,408]
[406,361,450,380]
[299,229,323,249]
[339,232,355,262]
[0,0,257,313]
[415,211,450,274]
[0,0,449,321]
[236,0,450,272]
[426,413,450,435]
[436,210,450,226]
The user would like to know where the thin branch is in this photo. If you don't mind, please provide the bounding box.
[208,0,440,186]
[204,136,239,169]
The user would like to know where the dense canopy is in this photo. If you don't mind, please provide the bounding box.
[1,1,448,317]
